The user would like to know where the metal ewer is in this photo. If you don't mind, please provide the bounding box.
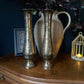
[22,9,35,69]
[41,9,54,70]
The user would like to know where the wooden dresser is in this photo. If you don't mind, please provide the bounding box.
[0,53,84,84]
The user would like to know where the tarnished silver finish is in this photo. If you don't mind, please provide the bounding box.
[41,9,54,70]
[23,9,35,69]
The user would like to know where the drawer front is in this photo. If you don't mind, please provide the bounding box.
[0,73,9,84]
[0,69,23,84]
[0,67,31,84]
[0,72,23,84]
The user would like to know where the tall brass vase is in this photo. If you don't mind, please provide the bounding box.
[34,9,71,70]
[23,9,35,69]
[41,9,54,70]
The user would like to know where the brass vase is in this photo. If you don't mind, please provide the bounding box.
[23,9,35,69]
[34,9,71,70]
[41,9,54,70]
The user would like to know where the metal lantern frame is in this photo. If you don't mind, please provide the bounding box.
[71,32,84,61]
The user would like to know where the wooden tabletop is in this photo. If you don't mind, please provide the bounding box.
[0,53,84,84]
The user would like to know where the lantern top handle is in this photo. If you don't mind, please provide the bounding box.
[79,32,83,35]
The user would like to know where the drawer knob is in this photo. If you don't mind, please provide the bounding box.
[0,74,4,80]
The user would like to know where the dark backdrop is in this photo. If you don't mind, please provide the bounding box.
[0,0,24,56]
[0,0,84,56]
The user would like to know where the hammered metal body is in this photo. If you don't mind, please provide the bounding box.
[38,9,54,70]
[23,9,35,69]
[41,9,53,59]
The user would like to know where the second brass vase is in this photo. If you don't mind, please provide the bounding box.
[40,9,54,70]
[23,9,35,69]
[34,9,71,70]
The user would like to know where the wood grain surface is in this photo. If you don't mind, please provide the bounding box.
[0,53,84,84]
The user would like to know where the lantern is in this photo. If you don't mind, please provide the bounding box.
[71,32,84,61]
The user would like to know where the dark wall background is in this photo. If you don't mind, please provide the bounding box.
[0,0,24,56]
[0,0,84,56]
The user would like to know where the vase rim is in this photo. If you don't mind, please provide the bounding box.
[41,9,54,13]
[22,9,34,12]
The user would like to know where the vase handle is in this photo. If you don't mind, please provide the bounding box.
[56,11,71,34]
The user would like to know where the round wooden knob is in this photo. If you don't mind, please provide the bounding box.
[0,74,4,80]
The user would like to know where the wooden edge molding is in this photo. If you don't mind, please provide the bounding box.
[0,66,84,84]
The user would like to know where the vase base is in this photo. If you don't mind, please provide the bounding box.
[42,60,53,70]
[24,60,35,69]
